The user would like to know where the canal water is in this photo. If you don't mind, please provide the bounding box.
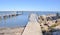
[0,11,59,28]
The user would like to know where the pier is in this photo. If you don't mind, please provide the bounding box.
[0,11,22,19]
[22,14,43,35]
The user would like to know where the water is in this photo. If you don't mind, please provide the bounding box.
[0,11,29,27]
[0,11,60,28]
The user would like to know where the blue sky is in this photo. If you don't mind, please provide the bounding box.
[0,0,60,11]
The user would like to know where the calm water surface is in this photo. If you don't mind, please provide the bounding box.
[0,11,59,27]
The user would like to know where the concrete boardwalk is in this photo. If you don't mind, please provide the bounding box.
[22,14,43,35]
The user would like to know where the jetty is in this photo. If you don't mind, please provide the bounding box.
[22,14,43,35]
[0,11,22,19]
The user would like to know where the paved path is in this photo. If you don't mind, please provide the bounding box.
[22,14,43,35]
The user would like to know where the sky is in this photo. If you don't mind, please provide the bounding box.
[0,0,60,11]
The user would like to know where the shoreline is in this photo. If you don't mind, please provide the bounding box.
[0,27,25,35]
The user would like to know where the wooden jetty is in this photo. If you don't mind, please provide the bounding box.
[0,12,22,19]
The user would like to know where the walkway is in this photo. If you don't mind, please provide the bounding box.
[22,14,43,35]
